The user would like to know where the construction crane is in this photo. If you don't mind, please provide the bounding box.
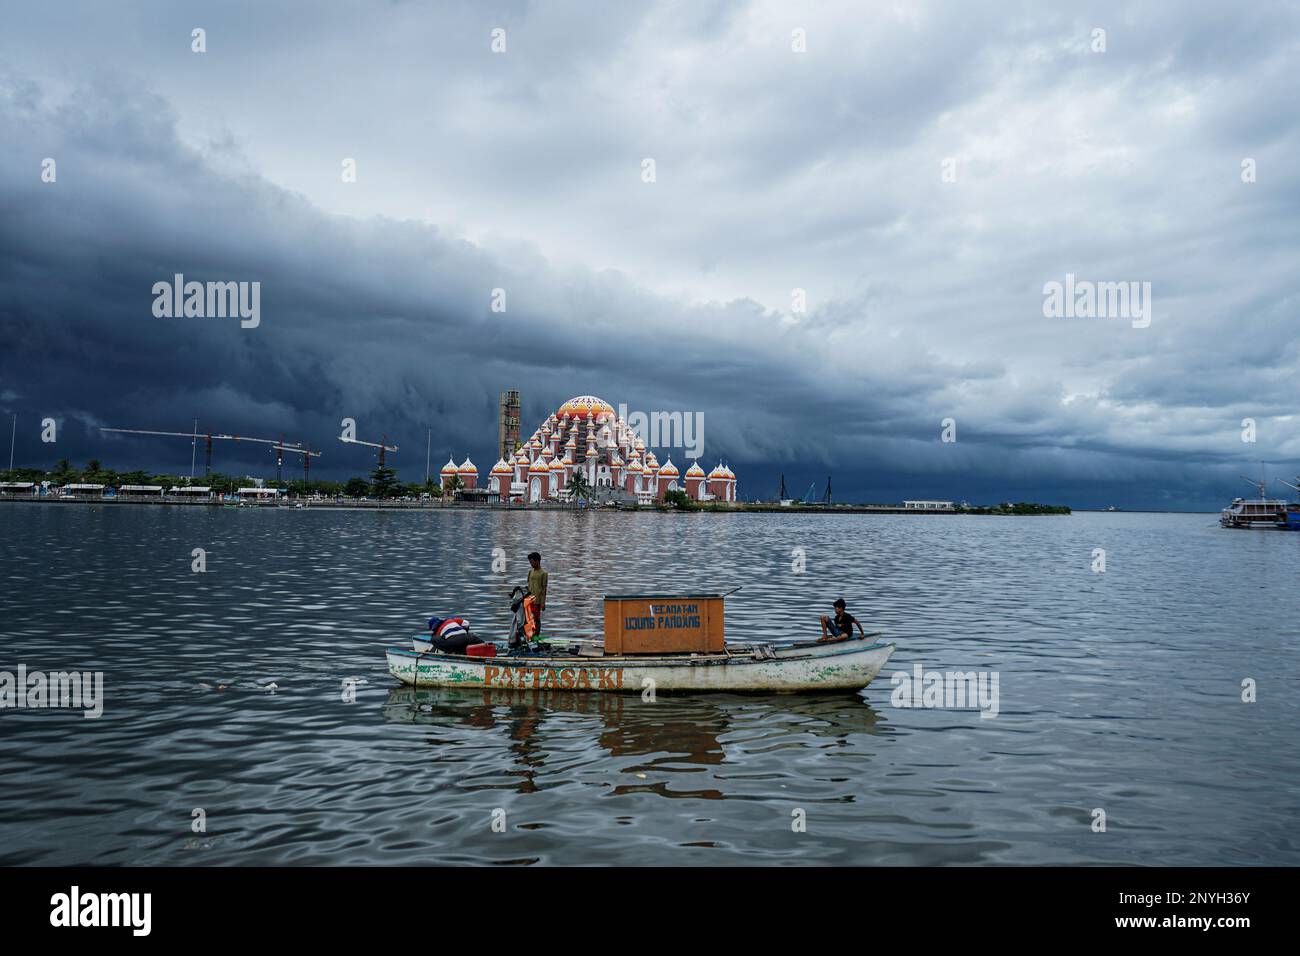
[1240,473,1269,500]
[801,481,817,503]
[1276,476,1300,500]
[268,434,323,485]
[824,475,832,505]
[100,426,320,481]
[339,433,398,468]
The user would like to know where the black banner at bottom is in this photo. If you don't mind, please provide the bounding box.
[0,866,1280,942]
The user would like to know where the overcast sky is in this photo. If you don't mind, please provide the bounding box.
[1,0,1297,508]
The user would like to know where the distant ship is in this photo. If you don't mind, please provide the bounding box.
[1220,474,1293,529]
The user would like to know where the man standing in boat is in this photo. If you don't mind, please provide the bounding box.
[819,598,865,642]
[525,551,548,638]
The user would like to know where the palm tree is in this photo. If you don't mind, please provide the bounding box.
[442,474,463,499]
[566,470,592,503]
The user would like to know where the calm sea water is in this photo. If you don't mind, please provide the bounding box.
[0,503,1296,866]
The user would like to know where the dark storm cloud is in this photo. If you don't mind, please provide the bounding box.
[1,0,1299,509]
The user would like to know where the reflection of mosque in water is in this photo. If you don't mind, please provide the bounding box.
[382,687,885,798]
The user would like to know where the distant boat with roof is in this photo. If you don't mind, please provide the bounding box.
[1220,473,1293,529]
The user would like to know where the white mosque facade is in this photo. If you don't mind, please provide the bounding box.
[442,395,738,505]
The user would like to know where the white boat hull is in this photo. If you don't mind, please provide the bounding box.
[386,636,896,693]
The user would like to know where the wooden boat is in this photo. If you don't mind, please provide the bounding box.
[386,634,896,694]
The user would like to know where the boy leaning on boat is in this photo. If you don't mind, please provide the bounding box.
[819,599,865,642]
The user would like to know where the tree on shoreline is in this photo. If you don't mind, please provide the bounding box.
[566,471,591,503]
[368,465,399,499]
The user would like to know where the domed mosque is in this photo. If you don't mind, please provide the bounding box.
[448,394,738,504]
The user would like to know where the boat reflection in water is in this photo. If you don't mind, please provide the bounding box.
[381,686,889,799]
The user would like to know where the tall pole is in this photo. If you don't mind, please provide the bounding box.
[190,418,198,480]
[425,428,431,484]
[8,413,15,472]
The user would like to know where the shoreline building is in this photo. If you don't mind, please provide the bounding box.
[452,394,738,504]
[440,457,478,491]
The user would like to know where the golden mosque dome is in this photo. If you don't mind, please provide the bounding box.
[491,459,512,475]
[657,459,679,476]
[549,458,565,471]
[458,457,477,474]
[685,461,706,477]
[557,395,615,420]
[708,463,729,479]
[530,456,551,473]
[440,457,459,475]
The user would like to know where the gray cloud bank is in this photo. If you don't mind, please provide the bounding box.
[1,1,1298,509]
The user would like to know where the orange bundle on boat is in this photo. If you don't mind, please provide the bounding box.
[522,594,541,638]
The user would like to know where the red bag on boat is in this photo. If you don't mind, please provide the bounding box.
[465,643,497,658]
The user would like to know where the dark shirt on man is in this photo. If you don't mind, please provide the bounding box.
[830,610,858,636]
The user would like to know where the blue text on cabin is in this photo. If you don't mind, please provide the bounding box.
[623,602,702,631]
